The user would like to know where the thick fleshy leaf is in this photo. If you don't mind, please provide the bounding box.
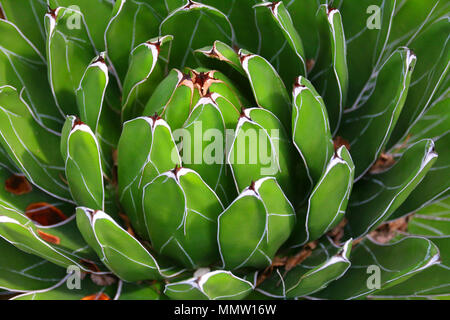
[0,0,47,54]
[292,76,334,184]
[407,198,450,237]
[292,146,354,246]
[197,69,249,115]
[12,275,119,300]
[384,0,449,55]
[339,47,416,180]
[370,236,450,299]
[48,0,113,51]
[76,208,162,282]
[388,16,450,148]
[239,50,291,129]
[0,238,66,292]
[310,5,348,135]
[181,95,236,204]
[347,140,438,237]
[104,0,161,83]
[63,121,104,211]
[195,40,245,76]
[0,86,71,202]
[0,214,102,272]
[76,53,109,132]
[228,108,296,200]
[342,0,396,107]
[0,19,62,131]
[117,116,181,238]
[0,145,17,172]
[199,0,307,85]
[393,96,450,147]
[283,0,322,60]
[159,0,234,70]
[313,236,440,299]
[218,177,295,270]
[121,35,173,121]
[0,168,73,223]
[252,1,306,83]
[143,69,195,130]
[117,282,163,300]
[95,101,121,178]
[256,238,352,298]
[142,168,223,268]
[45,6,96,116]
[389,99,450,218]
[165,269,253,300]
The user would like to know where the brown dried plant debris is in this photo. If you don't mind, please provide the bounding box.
[119,213,135,237]
[369,215,413,244]
[369,152,396,174]
[90,273,117,287]
[79,259,117,286]
[256,241,318,287]
[333,136,350,151]
[80,259,101,273]
[327,218,348,246]
[306,59,315,73]
[37,230,60,245]
[5,174,32,195]
[25,202,67,226]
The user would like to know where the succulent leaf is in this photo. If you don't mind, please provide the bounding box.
[256,238,352,298]
[121,35,173,121]
[76,208,163,282]
[342,0,396,108]
[0,214,101,272]
[0,86,71,202]
[0,238,66,292]
[76,53,109,132]
[104,0,161,83]
[340,47,416,180]
[159,0,234,70]
[292,146,354,245]
[218,177,296,270]
[292,76,334,184]
[165,269,253,300]
[347,139,438,237]
[239,50,291,129]
[313,236,440,299]
[118,116,181,238]
[142,168,223,268]
[370,236,450,300]
[407,198,450,237]
[45,6,96,116]
[388,16,450,148]
[311,5,348,135]
[0,0,447,301]
[63,120,104,211]
[228,108,296,199]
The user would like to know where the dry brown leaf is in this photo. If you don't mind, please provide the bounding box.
[369,215,412,244]
[369,153,396,174]
[5,174,32,195]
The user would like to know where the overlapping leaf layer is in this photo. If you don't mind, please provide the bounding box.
[0,0,448,300]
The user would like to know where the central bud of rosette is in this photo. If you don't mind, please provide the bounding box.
[117,67,300,268]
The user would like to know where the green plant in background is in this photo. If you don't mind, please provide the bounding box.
[0,0,448,300]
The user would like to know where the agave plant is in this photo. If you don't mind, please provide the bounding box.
[0,0,448,300]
